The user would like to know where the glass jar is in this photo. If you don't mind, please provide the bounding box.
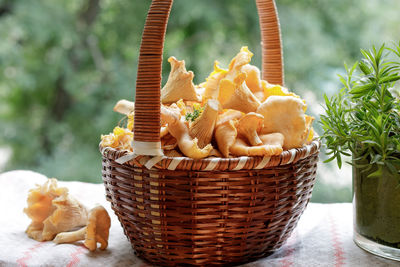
[353,159,400,261]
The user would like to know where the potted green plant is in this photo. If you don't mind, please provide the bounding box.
[321,44,400,260]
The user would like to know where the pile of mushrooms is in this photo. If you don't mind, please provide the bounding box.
[103,46,314,159]
[24,178,111,252]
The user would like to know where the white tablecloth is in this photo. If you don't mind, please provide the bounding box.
[0,170,397,267]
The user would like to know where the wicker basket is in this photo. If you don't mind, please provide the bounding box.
[100,0,320,266]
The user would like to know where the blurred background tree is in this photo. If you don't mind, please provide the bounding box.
[0,0,399,202]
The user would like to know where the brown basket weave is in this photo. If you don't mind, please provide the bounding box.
[101,0,320,266]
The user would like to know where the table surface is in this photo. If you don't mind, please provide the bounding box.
[0,170,398,267]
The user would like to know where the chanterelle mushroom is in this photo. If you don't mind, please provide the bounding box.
[202,61,228,100]
[24,179,88,242]
[215,119,238,158]
[257,95,307,149]
[54,205,111,252]
[161,57,201,104]
[218,72,261,113]
[225,46,253,81]
[161,105,212,159]
[113,99,135,115]
[189,99,220,148]
[229,132,284,157]
[237,112,264,146]
[262,82,302,106]
[241,64,265,102]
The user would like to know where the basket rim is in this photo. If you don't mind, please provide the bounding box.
[100,139,320,171]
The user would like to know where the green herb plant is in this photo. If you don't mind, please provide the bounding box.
[321,44,400,179]
[185,105,204,122]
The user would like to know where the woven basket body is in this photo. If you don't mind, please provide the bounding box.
[101,0,320,266]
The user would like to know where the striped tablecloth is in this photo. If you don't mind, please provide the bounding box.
[0,170,397,267]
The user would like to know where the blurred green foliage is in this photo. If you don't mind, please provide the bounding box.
[0,0,399,201]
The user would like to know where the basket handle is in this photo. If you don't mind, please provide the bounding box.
[133,0,283,156]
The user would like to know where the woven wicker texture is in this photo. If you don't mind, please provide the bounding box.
[134,0,173,143]
[256,0,284,85]
[101,0,319,266]
[102,153,318,266]
[101,140,319,171]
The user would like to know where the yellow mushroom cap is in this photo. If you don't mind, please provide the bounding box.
[262,82,306,111]
[218,73,261,113]
[229,133,284,157]
[202,61,228,101]
[84,205,111,251]
[24,179,88,242]
[161,57,201,104]
[225,46,254,81]
[237,112,264,146]
[257,95,307,149]
[54,205,111,252]
[215,119,238,158]
[241,64,265,102]
[305,115,315,144]
[113,99,135,115]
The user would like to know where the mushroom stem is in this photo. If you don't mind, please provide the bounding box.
[215,119,238,158]
[189,99,220,148]
[53,205,111,252]
[247,131,262,146]
[53,227,86,244]
[237,112,264,146]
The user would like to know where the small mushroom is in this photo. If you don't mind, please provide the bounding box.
[218,73,261,113]
[241,64,265,102]
[229,132,284,157]
[202,61,228,100]
[161,57,201,104]
[100,127,133,151]
[54,205,111,252]
[161,105,212,159]
[237,112,264,146]
[24,179,88,242]
[189,99,220,148]
[84,206,111,251]
[215,119,238,158]
[257,96,307,149]
[113,99,135,115]
[225,46,254,81]
[41,194,88,241]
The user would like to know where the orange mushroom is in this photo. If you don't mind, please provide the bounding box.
[54,205,111,252]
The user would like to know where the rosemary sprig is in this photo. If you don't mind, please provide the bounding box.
[321,43,400,179]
